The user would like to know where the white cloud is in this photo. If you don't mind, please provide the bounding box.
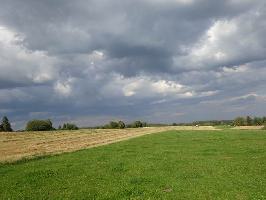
[0,26,58,86]
[54,79,73,97]
[174,5,266,70]
[121,77,187,97]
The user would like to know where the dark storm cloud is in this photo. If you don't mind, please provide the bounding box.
[0,0,266,129]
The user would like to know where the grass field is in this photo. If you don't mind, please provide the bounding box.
[1,129,266,199]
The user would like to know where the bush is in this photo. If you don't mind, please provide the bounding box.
[126,121,147,128]
[233,117,245,126]
[118,121,125,129]
[61,123,79,130]
[26,119,54,131]
[132,121,143,128]
[253,117,263,125]
[102,121,126,129]
[109,121,119,129]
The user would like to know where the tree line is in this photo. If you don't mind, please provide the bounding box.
[0,116,148,132]
[100,120,147,129]
[233,116,266,126]
[172,117,266,127]
[25,120,79,131]
[1,115,266,132]
[173,120,233,126]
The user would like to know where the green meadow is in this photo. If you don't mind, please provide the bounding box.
[1,130,266,199]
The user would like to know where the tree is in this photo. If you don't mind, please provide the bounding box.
[47,119,53,128]
[1,116,13,132]
[262,116,266,124]
[233,117,245,126]
[142,122,148,127]
[58,125,62,130]
[26,119,54,131]
[109,121,119,129]
[253,117,263,125]
[118,121,125,129]
[63,124,66,130]
[246,116,253,126]
[132,121,143,128]
[61,123,79,130]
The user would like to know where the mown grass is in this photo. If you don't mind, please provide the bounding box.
[1,130,266,199]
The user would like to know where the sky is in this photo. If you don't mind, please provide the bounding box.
[0,0,266,129]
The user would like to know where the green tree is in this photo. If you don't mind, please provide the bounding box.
[142,122,148,127]
[132,121,143,128]
[25,119,54,131]
[246,116,253,126]
[233,117,245,126]
[62,124,66,129]
[1,116,13,132]
[61,123,79,130]
[253,117,263,125]
[118,121,125,129]
[109,121,119,129]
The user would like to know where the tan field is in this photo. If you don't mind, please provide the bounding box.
[231,126,264,130]
[0,126,217,163]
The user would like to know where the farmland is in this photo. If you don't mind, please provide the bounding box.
[0,126,216,163]
[1,128,266,199]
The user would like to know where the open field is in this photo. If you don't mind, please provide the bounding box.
[232,126,264,130]
[1,129,266,199]
[0,126,217,163]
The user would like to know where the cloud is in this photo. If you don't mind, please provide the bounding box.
[0,0,266,129]
[0,26,58,89]
[174,4,266,70]
[54,79,73,97]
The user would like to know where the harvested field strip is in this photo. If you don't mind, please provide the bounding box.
[0,126,217,163]
[231,126,264,130]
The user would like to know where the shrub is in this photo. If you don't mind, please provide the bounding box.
[102,121,126,129]
[132,121,143,128]
[253,117,263,125]
[118,121,125,129]
[233,117,245,126]
[109,121,119,129]
[61,123,79,130]
[126,121,147,128]
[26,119,54,131]
[246,116,253,126]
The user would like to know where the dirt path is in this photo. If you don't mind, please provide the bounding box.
[0,126,217,163]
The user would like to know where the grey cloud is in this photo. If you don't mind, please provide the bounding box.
[0,0,266,129]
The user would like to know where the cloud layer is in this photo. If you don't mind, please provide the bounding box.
[0,0,266,129]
